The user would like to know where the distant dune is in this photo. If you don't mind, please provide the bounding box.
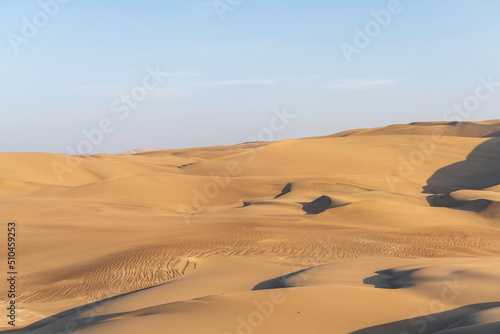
[120,147,166,155]
[2,120,500,333]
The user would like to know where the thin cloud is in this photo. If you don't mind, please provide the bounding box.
[149,87,191,100]
[170,71,203,78]
[182,1,212,16]
[72,83,122,93]
[200,79,279,87]
[323,78,398,92]
[73,71,201,93]
[106,86,191,101]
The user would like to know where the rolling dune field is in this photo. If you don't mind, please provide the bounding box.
[2,120,500,333]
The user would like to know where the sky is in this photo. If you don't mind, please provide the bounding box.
[1,0,500,154]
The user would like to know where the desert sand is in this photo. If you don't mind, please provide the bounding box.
[2,120,500,333]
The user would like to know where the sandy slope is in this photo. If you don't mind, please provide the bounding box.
[1,120,500,333]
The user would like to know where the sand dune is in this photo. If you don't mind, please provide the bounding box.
[331,120,500,138]
[120,147,166,155]
[8,257,500,334]
[2,121,500,333]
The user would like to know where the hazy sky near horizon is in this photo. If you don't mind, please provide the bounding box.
[1,0,500,153]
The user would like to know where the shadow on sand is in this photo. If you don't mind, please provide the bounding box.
[350,302,500,334]
[424,138,500,194]
[0,281,176,334]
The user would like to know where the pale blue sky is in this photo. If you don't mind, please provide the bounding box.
[1,0,499,153]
